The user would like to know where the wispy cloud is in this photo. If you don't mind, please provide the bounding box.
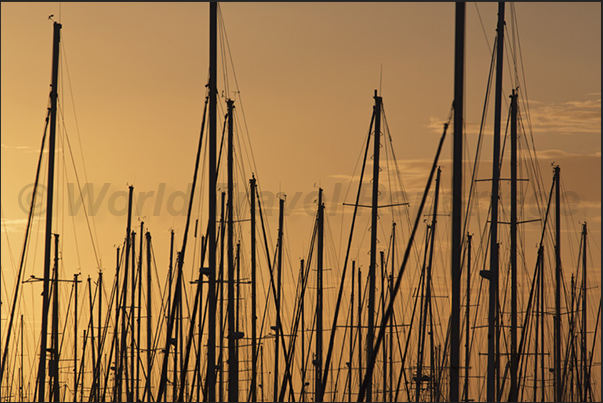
[426,96,601,137]
[1,217,40,233]
[526,97,601,135]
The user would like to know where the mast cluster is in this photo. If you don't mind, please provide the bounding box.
[0,3,599,403]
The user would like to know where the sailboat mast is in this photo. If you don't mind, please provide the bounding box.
[389,224,395,403]
[581,222,587,402]
[97,270,102,396]
[315,188,324,403]
[540,245,545,402]
[367,89,382,403]
[509,89,519,401]
[117,186,134,402]
[380,251,386,403]
[349,260,355,403]
[51,234,60,402]
[486,3,505,401]
[136,222,143,402]
[37,21,61,403]
[219,192,226,402]
[358,267,363,392]
[87,276,97,403]
[464,233,472,402]
[130,230,136,401]
[451,3,465,401]
[20,314,24,402]
[227,98,239,402]
[73,273,79,403]
[301,259,306,403]
[207,2,218,400]
[554,165,562,402]
[250,177,258,402]
[146,231,153,397]
[274,197,284,402]
[113,246,120,401]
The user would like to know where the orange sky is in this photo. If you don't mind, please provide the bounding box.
[1,3,600,399]
[2,1,600,279]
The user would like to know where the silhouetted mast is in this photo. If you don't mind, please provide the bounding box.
[380,250,386,403]
[73,273,80,403]
[50,234,59,402]
[130,230,136,401]
[348,261,355,403]
[97,270,102,395]
[464,233,472,402]
[300,259,307,403]
[274,197,285,402]
[250,177,258,402]
[417,167,441,402]
[87,276,97,403]
[450,3,465,401]
[117,186,134,402]
[367,89,382,402]
[581,223,588,402]
[389,225,395,403]
[358,267,363,392]
[136,222,144,402]
[315,188,324,403]
[227,98,239,402]
[554,165,562,402]
[146,231,153,398]
[37,21,61,403]
[509,89,519,401]
[485,3,505,401]
[207,2,218,400]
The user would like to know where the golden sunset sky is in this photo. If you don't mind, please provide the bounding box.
[1,4,600,399]
[2,1,600,270]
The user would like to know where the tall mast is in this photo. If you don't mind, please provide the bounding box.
[227,98,239,402]
[146,231,153,398]
[389,224,395,403]
[136,222,143,402]
[486,3,505,401]
[250,177,258,402]
[349,260,355,403]
[532,247,542,402]
[87,276,97,403]
[274,197,285,402]
[315,188,324,403]
[367,89,382,402]
[464,233,472,402]
[219,192,226,402]
[450,3,465,401]
[97,270,102,396]
[51,234,60,402]
[130,230,136,401]
[20,314,24,402]
[173,250,179,402]
[581,222,587,402]
[509,89,519,401]
[117,186,134,402]
[113,246,120,401]
[380,251,386,403]
[417,168,441,401]
[73,273,80,403]
[301,259,306,403]
[37,21,61,403]
[167,230,174,402]
[207,2,218,400]
[554,165,562,402]
[358,267,363,392]
[539,245,545,402]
